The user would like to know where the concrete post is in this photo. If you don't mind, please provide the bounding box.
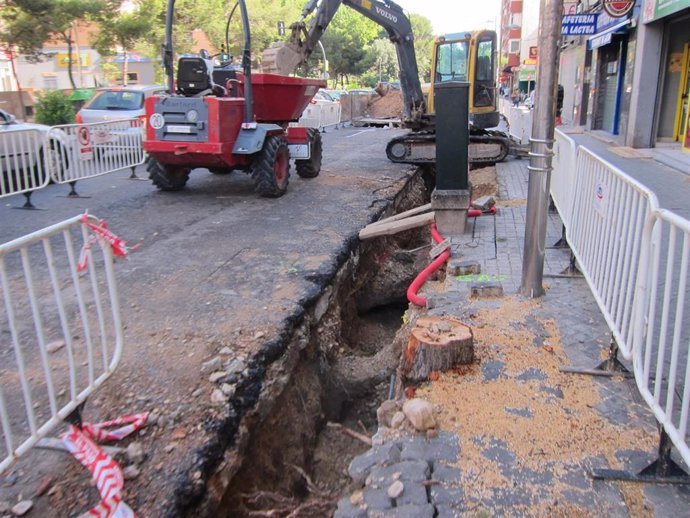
[520,0,563,298]
[431,81,470,236]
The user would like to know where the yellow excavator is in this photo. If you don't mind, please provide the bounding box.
[262,0,519,166]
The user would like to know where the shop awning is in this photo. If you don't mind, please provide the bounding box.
[587,18,632,50]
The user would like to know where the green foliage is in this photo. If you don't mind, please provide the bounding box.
[409,14,434,82]
[34,90,75,125]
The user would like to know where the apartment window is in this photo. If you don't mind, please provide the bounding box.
[509,39,520,54]
[510,13,522,26]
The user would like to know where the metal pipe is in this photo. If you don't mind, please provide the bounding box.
[520,0,563,297]
[238,0,253,123]
[164,0,176,94]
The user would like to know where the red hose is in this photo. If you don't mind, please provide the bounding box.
[407,207,497,307]
[407,223,448,307]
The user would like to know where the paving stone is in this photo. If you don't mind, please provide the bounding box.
[348,443,402,484]
[482,360,506,381]
[505,406,533,418]
[333,496,367,518]
[435,505,464,518]
[431,462,461,482]
[374,503,435,518]
[399,432,460,464]
[515,367,547,381]
[394,481,429,506]
[363,487,393,512]
[367,460,430,487]
[430,484,464,506]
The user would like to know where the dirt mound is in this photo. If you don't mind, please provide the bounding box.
[469,166,498,199]
[368,90,403,119]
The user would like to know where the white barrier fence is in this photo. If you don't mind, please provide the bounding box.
[633,208,690,466]
[49,119,145,184]
[0,128,54,197]
[0,214,123,473]
[566,148,659,361]
[552,140,690,478]
[551,130,578,231]
[0,119,145,201]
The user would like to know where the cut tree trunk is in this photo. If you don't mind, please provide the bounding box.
[402,316,473,381]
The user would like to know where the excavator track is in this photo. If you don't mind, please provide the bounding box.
[386,128,511,167]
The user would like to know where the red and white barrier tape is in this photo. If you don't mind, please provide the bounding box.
[78,213,133,272]
[61,413,148,518]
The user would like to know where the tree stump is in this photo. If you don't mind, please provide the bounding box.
[402,316,473,381]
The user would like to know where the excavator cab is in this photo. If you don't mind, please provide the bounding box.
[428,30,499,130]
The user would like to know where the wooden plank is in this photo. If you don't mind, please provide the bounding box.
[359,211,435,240]
[368,203,432,228]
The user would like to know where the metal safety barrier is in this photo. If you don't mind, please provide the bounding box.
[633,208,690,467]
[0,128,54,198]
[551,129,579,231]
[550,141,690,477]
[48,119,145,184]
[567,148,659,361]
[0,214,123,473]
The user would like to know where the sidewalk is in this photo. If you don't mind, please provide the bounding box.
[561,128,690,219]
[335,156,690,517]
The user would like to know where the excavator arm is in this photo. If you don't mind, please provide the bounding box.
[262,0,427,128]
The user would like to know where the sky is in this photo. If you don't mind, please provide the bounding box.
[393,0,502,35]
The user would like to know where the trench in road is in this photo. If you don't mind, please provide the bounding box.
[217,168,435,517]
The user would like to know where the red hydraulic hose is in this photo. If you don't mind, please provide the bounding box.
[406,206,497,307]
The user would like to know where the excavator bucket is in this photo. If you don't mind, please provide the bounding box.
[261,42,304,76]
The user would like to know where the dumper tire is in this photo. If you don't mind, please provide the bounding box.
[147,156,191,191]
[295,128,322,178]
[252,135,290,198]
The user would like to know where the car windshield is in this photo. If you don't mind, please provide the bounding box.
[85,90,145,110]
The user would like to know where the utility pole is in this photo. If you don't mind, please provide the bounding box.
[520,0,564,297]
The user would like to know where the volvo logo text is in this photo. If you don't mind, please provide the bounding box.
[374,6,397,23]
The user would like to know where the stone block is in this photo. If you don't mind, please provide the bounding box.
[348,443,402,484]
[470,281,504,298]
[471,196,496,211]
[376,504,435,518]
[399,432,460,464]
[368,460,430,487]
[447,259,481,276]
[394,481,429,506]
[363,487,393,512]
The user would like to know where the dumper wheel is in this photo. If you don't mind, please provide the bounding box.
[252,135,290,198]
[295,128,322,178]
[147,156,191,191]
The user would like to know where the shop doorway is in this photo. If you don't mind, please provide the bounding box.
[673,43,690,143]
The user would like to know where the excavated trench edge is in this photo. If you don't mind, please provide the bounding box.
[164,168,430,517]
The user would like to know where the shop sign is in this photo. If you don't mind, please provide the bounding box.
[603,0,635,17]
[523,59,537,65]
[561,14,599,35]
[55,52,91,69]
[643,0,690,23]
[518,65,536,82]
[529,47,538,60]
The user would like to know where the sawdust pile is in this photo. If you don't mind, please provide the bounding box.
[416,296,655,516]
[368,90,403,119]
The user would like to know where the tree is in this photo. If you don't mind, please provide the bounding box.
[0,0,110,89]
[409,14,434,83]
[93,9,150,85]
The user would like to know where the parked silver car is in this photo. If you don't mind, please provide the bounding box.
[76,84,166,125]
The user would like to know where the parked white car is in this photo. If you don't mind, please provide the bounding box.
[0,109,70,190]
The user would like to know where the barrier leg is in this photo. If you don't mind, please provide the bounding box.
[591,428,690,484]
[550,224,569,249]
[560,335,633,378]
[64,181,92,199]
